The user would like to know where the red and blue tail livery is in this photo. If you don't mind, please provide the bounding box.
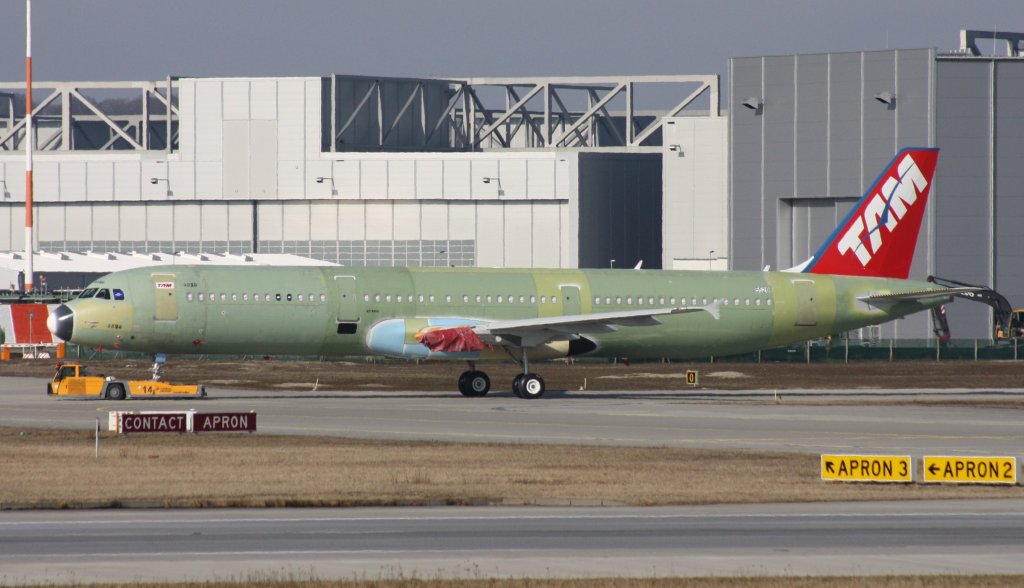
[800,147,939,279]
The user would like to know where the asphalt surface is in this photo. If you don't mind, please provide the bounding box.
[2,376,1024,455]
[3,501,1024,583]
[4,376,1024,583]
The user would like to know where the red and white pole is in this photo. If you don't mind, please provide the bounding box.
[24,0,34,293]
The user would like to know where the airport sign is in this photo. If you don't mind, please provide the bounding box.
[821,454,913,482]
[922,456,1017,484]
[686,370,698,386]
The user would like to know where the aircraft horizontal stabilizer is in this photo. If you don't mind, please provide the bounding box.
[856,287,973,309]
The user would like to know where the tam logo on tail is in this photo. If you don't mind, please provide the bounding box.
[803,148,938,279]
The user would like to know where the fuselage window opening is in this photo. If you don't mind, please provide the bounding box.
[298,294,304,302]
[755,298,761,306]
[275,293,282,302]
[374,294,381,302]
[418,294,425,303]
[615,296,622,305]
[626,297,633,305]
[722,298,729,306]
[363,294,370,302]
[186,292,194,302]
[287,293,293,302]
[385,294,391,302]
[508,295,514,304]
[463,295,469,303]
[648,297,655,305]
[243,293,249,302]
[670,297,676,305]
[692,297,698,305]
[220,293,227,302]
[208,292,214,301]
[395,295,402,303]
[429,294,436,303]
[744,298,750,306]
[659,296,665,305]
[113,289,125,300]
[320,294,326,303]
[232,293,238,302]
[445,295,452,303]
[265,293,271,302]
[94,289,111,300]
[702,297,708,305]
[497,295,504,303]
[540,296,546,304]
[767,299,773,306]
[476,295,482,303]
[518,295,525,303]
[530,295,537,304]
[594,296,601,305]
[198,293,205,302]
[78,288,97,299]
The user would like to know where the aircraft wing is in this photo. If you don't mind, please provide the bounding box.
[471,304,720,348]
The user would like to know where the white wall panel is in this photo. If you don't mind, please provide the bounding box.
[222,120,249,199]
[448,202,476,240]
[257,202,282,240]
[527,159,555,199]
[279,161,305,198]
[167,160,195,200]
[0,207,14,249]
[250,80,277,120]
[309,202,338,240]
[475,204,504,267]
[498,159,527,199]
[227,202,253,241]
[200,203,228,241]
[334,160,359,199]
[392,202,421,239]
[145,203,174,241]
[195,81,223,162]
[443,159,471,199]
[250,120,278,199]
[177,81,196,160]
[34,162,59,202]
[86,162,114,202]
[277,79,306,160]
[364,201,394,239]
[113,162,141,202]
[360,160,388,199]
[119,204,147,241]
[337,202,366,240]
[36,206,65,242]
[305,79,322,160]
[91,205,119,240]
[415,160,443,199]
[194,163,221,199]
[503,203,532,267]
[1,163,24,200]
[531,203,561,268]
[388,159,415,199]
[555,157,572,199]
[59,163,87,201]
[173,203,202,240]
[222,80,250,121]
[282,202,311,240]
[64,206,92,240]
[419,202,448,240]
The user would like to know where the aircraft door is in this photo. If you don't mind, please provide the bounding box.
[560,285,581,315]
[151,273,178,321]
[334,276,359,323]
[792,280,817,326]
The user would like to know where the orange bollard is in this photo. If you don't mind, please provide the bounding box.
[0,346,9,361]
[56,342,65,359]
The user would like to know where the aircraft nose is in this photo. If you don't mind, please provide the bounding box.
[48,304,74,342]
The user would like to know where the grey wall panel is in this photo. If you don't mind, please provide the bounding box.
[994,61,1024,314]
[896,49,933,148]
[729,57,765,270]
[862,51,897,176]
[251,121,278,199]
[795,54,828,198]
[828,52,862,197]
[935,60,992,337]
[222,121,249,199]
[763,56,795,203]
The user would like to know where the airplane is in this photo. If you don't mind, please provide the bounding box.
[47,147,976,399]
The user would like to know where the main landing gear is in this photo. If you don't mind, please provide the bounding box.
[457,350,547,400]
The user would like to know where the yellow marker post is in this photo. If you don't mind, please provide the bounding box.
[820,454,913,482]
[685,370,698,386]
[922,456,1017,484]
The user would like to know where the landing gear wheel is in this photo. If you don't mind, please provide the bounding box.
[458,370,490,397]
[512,374,525,398]
[519,374,545,399]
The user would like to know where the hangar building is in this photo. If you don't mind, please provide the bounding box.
[729,30,1024,340]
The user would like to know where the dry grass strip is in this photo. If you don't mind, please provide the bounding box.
[2,428,1022,509]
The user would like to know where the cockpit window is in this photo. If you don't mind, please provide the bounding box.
[113,289,125,301]
[94,289,111,300]
[78,288,97,299]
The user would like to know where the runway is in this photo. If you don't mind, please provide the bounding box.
[3,500,1024,583]
[2,376,1023,455]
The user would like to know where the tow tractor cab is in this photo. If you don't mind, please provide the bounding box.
[47,362,205,400]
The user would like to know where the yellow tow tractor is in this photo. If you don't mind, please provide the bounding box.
[47,362,206,400]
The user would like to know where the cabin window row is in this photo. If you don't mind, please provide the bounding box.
[592,296,771,307]
[363,293,556,304]
[185,292,328,303]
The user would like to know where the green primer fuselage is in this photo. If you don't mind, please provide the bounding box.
[66,265,948,360]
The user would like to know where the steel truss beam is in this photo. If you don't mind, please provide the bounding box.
[0,80,178,152]
[327,74,718,152]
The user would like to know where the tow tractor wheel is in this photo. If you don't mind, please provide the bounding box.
[519,374,545,399]
[458,370,490,397]
[106,383,127,401]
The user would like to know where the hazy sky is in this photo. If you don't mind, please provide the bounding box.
[1,0,1021,83]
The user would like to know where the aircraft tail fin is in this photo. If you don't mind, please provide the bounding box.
[787,147,939,279]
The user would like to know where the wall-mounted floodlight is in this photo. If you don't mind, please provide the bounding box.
[0,179,8,198]
[316,176,338,196]
[742,97,763,113]
[668,144,684,157]
[149,177,172,197]
[874,91,896,107]
[482,176,504,197]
